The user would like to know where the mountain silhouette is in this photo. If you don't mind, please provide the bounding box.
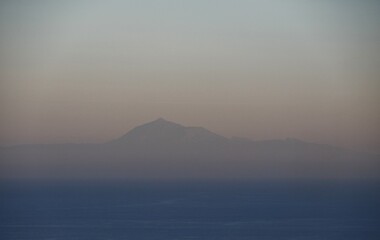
[110,118,228,149]
[1,118,379,179]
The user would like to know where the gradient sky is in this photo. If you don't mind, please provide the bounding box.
[1,0,379,152]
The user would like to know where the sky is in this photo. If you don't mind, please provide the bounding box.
[0,0,379,152]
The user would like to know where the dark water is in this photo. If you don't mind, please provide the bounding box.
[1,180,379,240]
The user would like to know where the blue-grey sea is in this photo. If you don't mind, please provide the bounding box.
[1,180,379,240]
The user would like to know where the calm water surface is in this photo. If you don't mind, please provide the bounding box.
[1,180,379,240]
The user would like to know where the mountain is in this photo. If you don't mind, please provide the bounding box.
[1,119,379,179]
[109,118,228,151]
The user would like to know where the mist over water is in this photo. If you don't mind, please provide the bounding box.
[1,118,379,180]
[1,1,380,239]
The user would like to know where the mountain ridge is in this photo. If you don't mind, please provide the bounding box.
[1,118,379,179]
[108,118,228,151]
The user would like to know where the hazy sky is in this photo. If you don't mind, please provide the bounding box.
[1,0,379,152]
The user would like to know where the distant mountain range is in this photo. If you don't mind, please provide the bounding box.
[1,118,379,179]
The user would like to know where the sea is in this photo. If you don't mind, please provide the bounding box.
[1,180,379,240]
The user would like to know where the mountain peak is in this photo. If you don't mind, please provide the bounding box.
[110,118,227,147]
[145,118,184,128]
[153,117,168,123]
